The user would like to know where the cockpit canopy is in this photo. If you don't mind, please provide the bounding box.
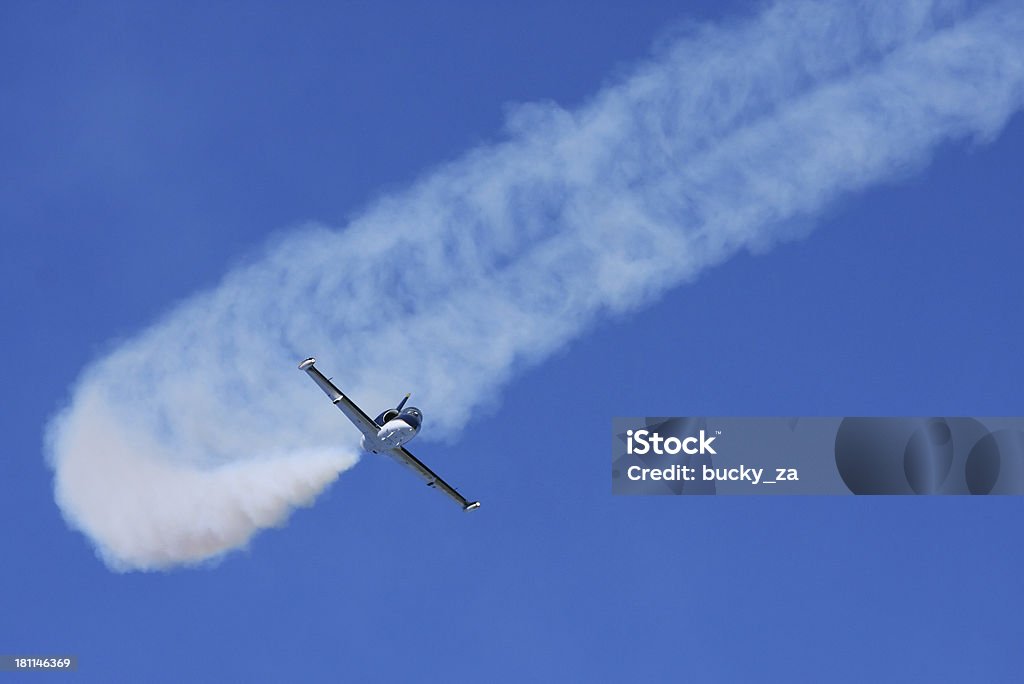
[399,407,422,430]
[375,406,422,430]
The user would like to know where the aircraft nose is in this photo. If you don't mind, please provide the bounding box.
[377,421,414,447]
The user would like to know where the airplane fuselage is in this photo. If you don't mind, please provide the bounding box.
[361,406,423,453]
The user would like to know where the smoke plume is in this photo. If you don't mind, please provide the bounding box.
[47,0,1024,570]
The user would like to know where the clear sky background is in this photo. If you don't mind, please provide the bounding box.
[3,1,1023,681]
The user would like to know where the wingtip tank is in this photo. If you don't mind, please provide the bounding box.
[299,357,316,371]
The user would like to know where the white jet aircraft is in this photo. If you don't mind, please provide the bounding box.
[299,358,481,511]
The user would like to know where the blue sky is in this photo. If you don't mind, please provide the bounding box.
[3,1,1024,681]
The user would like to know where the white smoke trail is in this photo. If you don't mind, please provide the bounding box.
[47,0,1024,570]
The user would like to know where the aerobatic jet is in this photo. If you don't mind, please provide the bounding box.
[299,358,481,511]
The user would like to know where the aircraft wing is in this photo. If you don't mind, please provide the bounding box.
[389,446,481,511]
[300,359,381,440]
